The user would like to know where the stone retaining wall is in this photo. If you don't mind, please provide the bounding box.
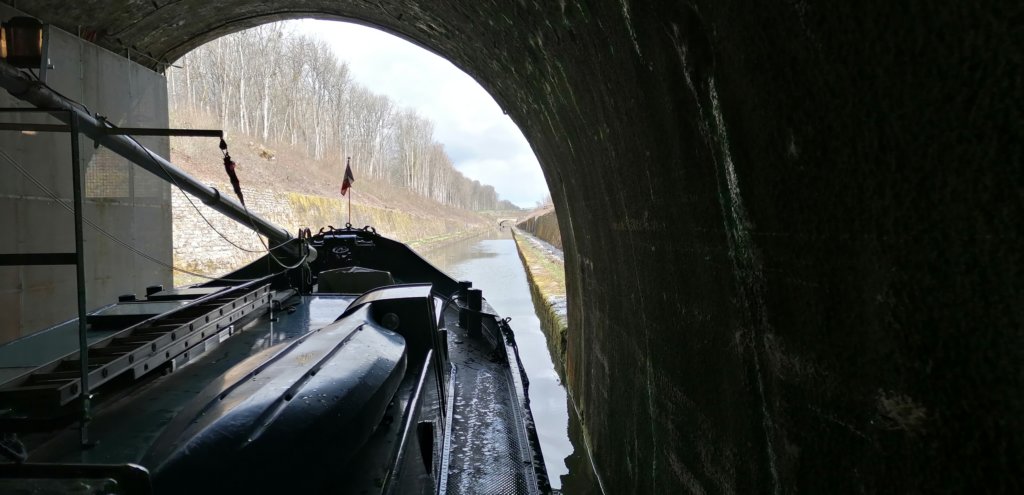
[172,183,481,285]
[515,209,562,251]
[512,228,568,374]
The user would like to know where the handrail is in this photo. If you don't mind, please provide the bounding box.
[436,363,457,495]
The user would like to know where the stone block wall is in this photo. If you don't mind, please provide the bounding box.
[516,209,562,251]
[172,184,480,285]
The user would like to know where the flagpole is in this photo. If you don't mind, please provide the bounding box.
[342,156,354,225]
[346,156,352,225]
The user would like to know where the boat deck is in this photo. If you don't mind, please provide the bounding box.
[2,291,544,493]
[14,295,354,464]
[443,301,541,494]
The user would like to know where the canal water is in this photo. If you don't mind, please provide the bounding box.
[417,228,600,494]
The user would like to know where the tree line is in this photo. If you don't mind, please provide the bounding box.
[166,24,518,211]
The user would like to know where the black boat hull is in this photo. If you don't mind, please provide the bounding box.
[145,305,407,494]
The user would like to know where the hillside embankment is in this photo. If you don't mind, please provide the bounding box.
[172,185,489,285]
[169,116,494,285]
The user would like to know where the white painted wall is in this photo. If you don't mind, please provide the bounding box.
[0,5,171,343]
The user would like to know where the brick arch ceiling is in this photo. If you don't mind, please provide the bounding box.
[14,1,1023,494]
[19,2,536,113]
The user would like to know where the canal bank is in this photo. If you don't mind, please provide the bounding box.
[510,228,606,494]
[511,228,569,377]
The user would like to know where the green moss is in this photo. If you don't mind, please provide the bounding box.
[513,229,566,295]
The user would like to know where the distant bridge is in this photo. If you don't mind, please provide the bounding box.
[497,218,518,227]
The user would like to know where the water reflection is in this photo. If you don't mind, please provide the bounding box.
[417,229,600,493]
[561,399,604,495]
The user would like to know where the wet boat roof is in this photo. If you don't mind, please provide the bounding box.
[17,294,355,464]
[4,287,547,493]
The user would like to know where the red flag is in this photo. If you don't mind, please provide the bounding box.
[223,154,245,205]
[340,158,355,196]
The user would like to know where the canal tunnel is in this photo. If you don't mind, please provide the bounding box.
[8,1,1021,492]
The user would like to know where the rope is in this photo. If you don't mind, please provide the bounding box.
[119,126,304,271]
[119,129,270,254]
[0,149,282,282]
[212,137,307,271]
[4,75,305,278]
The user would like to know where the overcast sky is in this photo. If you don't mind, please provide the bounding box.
[291,20,548,209]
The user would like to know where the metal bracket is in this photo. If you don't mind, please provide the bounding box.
[99,127,223,137]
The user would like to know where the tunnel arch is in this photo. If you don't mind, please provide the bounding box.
[31,4,529,128]
[12,1,1022,494]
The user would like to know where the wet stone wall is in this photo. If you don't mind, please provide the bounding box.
[516,209,562,251]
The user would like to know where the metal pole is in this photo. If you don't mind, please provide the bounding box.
[0,62,293,250]
[69,113,91,446]
[466,289,482,338]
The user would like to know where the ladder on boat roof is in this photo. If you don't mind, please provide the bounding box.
[0,58,296,442]
[0,282,271,413]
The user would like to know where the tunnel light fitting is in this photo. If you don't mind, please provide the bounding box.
[1,17,44,68]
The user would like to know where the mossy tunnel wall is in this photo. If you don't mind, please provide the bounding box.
[18,1,1020,492]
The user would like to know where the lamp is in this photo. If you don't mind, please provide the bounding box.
[1,17,44,68]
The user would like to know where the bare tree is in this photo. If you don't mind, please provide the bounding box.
[167,24,518,212]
